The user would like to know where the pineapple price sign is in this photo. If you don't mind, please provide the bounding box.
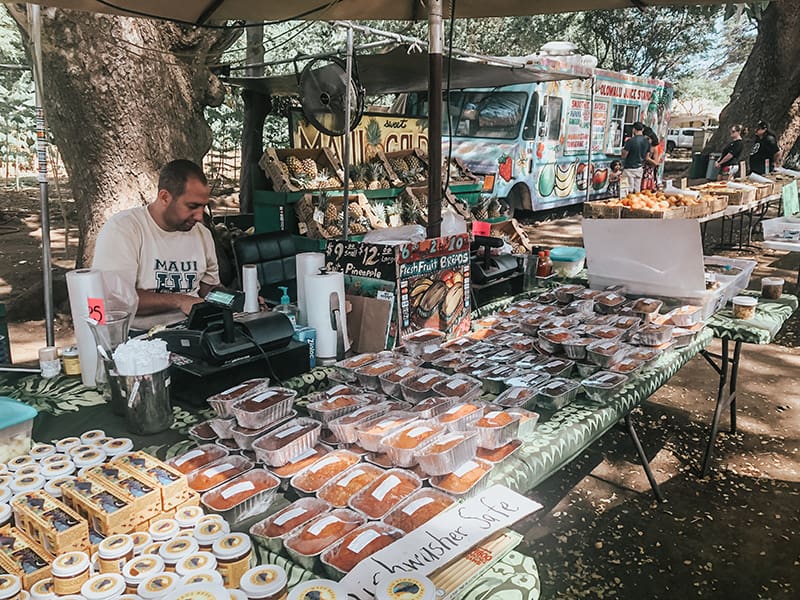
[326,240,398,281]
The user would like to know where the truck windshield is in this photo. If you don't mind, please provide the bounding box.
[447,91,529,139]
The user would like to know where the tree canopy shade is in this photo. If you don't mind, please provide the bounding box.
[6,1,729,23]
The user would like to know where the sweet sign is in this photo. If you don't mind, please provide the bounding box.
[340,484,543,599]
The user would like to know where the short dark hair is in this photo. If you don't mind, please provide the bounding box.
[158,159,207,198]
[756,120,768,130]
[633,121,645,131]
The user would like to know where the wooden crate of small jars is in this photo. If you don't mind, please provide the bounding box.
[111,452,192,512]
[84,464,161,527]
[10,491,89,556]
[0,525,54,589]
[60,478,138,536]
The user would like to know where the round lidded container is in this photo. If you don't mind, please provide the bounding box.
[194,515,230,551]
[0,503,13,528]
[0,574,21,600]
[81,573,125,600]
[761,277,784,300]
[98,534,135,574]
[287,579,347,600]
[15,464,41,478]
[0,485,10,503]
[43,475,75,499]
[180,571,224,587]
[239,565,288,600]
[10,474,46,495]
[81,429,107,445]
[141,541,164,557]
[40,454,68,467]
[118,596,140,600]
[374,573,437,600]
[212,532,253,589]
[28,578,56,600]
[230,590,248,600]
[28,444,57,462]
[68,444,97,457]
[149,518,180,542]
[102,438,134,457]
[52,551,91,596]
[130,531,152,555]
[40,460,76,480]
[175,551,217,577]
[732,295,758,320]
[122,555,165,595]
[7,455,36,472]
[61,345,81,376]
[174,505,204,530]
[158,537,200,571]
[56,436,82,453]
[164,583,229,600]
[73,448,107,472]
[137,572,179,600]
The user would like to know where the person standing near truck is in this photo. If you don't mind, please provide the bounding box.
[749,120,780,174]
[714,124,744,180]
[621,122,651,193]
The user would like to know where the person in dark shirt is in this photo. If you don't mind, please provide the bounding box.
[714,124,744,180]
[621,121,651,193]
[749,120,780,174]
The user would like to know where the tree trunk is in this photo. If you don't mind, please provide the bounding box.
[706,0,800,163]
[9,8,240,266]
[238,23,270,214]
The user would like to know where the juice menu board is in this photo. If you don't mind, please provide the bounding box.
[565,98,608,155]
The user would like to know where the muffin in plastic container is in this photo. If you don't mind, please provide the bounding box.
[327,403,393,444]
[485,348,523,364]
[407,396,456,420]
[320,522,404,578]
[290,450,361,495]
[231,411,296,451]
[231,387,296,429]
[562,337,594,360]
[429,458,493,499]
[306,394,372,425]
[671,327,697,348]
[355,359,407,390]
[432,374,483,403]
[534,357,575,379]
[348,469,422,519]
[206,379,271,418]
[377,364,419,398]
[436,402,485,432]
[200,468,279,524]
[594,291,626,314]
[441,336,478,353]
[505,407,540,438]
[250,497,330,554]
[188,422,217,444]
[476,440,523,466]
[560,299,595,316]
[416,431,478,476]
[666,305,703,327]
[383,421,444,467]
[630,298,663,322]
[607,357,645,376]
[252,418,322,467]
[575,361,601,378]
[168,444,229,475]
[553,284,585,304]
[537,327,573,353]
[587,325,626,341]
[316,463,384,508]
[400,370,450,403]
[381,488,455,533]
[207,417,236,440]
[586,339,627,367]
[474,410,521,450]
[284,509,366,570]
[536,377,580,410]
[581,371,629,402]
[475,364,516,394]
[494,386,538,409]
[355,412,418,453]
[332,353,379,383]
[636,323,674,346]
[401,329,446,358]
[187,455,254,493]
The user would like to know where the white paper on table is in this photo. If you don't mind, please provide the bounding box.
[583,219,705,298]
[775,167,800,177]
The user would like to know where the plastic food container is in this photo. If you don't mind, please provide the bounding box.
[382,488,455,533]
[201,468,279,523]
[474,410,521,449]
[251,417,322,467]
[383,421,444,467]
[630,298,663,321]
[626,346,661,364]
[187,422,217,444]
[416,431,478,476]
[430,458,493,499]
[431,374,483,403]
[168,445,229,475]
[231,387,296,430]
[535,328,570,354]
[332,354,380,384]
[608,356,646,376]
[534,357,575,379]
[508,336,537,353]
[666,305,703,327]
[402,329,448,358]
[290,450,361,494]
[269,444,331,480]
[284,509,366,570]
[586,339,627,367]
[594,291,626,314]
[306,394,372,425]
[354,359,406,389]
[326,403,391,445]
[553,284,585,304]
[406,396,455,420]
[317,463,383,508]
[732,296,757,320]
[206,379,271,418]
[187,455,254,493]
[355,412,417,453]
[550,246,586,277]
[761,277,784,300]
[321,522,403,576]
[476,439,523,465]
[562,337,594,360]
[348,469,422,519]
[430,352,465,374]
[0,398,37,464]
[493,386,537,409]
[377,365,418,398]
[476,365,516,394]
[250,497,331,554]
[399,371,450,403]
[637,323,674,346]
[437,402,484,431]
[671,327,696,348]
[452,357,492,377]
[519,313,550,335]
[581,371,629,402]
[505,407,539,438]
[536,378,581,410]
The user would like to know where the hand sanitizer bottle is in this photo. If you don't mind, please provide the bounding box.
[275,286,298,329]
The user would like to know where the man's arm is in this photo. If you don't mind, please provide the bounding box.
[136,290,202,316]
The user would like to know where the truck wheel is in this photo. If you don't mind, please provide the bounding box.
[505,183,532,219]
[667,140,676,153]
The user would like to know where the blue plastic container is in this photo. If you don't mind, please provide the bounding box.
[0,396,38,463]
[549,246,586,277]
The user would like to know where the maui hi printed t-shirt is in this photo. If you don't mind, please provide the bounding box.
[93,206,220,330]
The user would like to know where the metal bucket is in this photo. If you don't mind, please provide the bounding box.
[118,368,173,435]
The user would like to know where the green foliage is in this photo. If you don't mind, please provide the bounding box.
[0,8,35,172]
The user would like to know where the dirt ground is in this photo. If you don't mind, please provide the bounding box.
[1,176,798,598]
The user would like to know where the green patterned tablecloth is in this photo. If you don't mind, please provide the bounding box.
[706,292,798,345]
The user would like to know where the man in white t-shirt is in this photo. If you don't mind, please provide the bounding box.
[93,159,220,331]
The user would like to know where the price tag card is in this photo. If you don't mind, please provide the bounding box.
[87,297,106,324]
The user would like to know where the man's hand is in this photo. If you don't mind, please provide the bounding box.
[177,294,205,315]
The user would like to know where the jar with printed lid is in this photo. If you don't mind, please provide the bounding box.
[159,537,199,571]
[287,579,347,600]
[163,583,230,600]
[28,578,56,600]
[212,532,253,589]
[81,429,106,444]
[81,573,125,600]
[122,555,164,595]
[43,474,75,499]
[56,437,81,453]
[10,474,45,495]
[149,518,180,542]
[40,459,76,480]
[7,455,36,472]
[180,570,224,587]
[102,438,134,458]
[174,505,204,530]
[0,486,11,504]
[0,503,11,528]
[118,596,139,600]
[73,448,106,473]
[229,590,248,600]
[98,533,135,574]
[141,541,164,556]
[137,571,179,600]
[130,531,152,555]
[175,551,217,577]
[239,565,288,600]
[14,464,42,479]
[194,516,230,551]
[0,574,21,600]
[28,444,56,462]
[374,574,437,600]
[51,551,91,596]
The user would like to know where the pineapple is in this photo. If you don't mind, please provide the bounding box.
[301,158,318,179]
[285,155,304,177]
[366,161,384,190]
[389,156,409,174]
[406,152,424,173]
[318,193,339,225]
[364,118,383,160]
[474,198,490,221]
[326,224,343,238]
[350,164,368,190]
[348,202,364,219]
[370,201,387,225]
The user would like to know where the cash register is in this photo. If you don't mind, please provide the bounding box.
[153,289,310,405]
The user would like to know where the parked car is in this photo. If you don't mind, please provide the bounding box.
[666,128,702,151]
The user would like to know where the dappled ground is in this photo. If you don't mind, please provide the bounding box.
[0,176,798,598]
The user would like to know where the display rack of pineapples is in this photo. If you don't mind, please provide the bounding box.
[399,188,428,226]
[389,153,427,185]
[295,192,384,239]
[280,155,341,190]
[349,158,395,190]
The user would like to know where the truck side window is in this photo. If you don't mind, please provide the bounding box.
[522,92,539,140]
[540,96,562,141]
[609,104,639,153]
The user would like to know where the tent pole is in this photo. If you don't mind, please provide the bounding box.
[342,26,354,241]
[585,75,596,204]
[427,0,443,239]
[29,4,55,346]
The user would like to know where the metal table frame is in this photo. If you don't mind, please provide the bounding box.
[700,194,780,251]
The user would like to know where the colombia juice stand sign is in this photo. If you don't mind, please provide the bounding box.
[397,234,471,339]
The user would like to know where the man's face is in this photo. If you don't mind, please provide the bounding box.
[162,177,210,232]
[756,127,766,138]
